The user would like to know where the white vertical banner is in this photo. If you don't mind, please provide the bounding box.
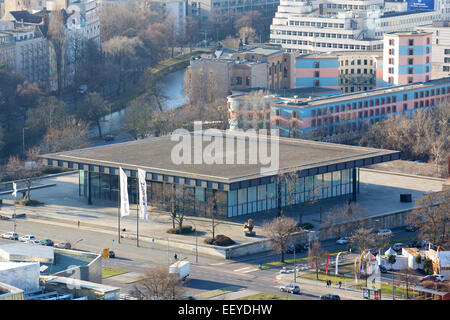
[119,167,130,217]
[12,182,17,198]
[138,168,148,220]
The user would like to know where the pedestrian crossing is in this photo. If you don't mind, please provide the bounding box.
[233,266,258,273]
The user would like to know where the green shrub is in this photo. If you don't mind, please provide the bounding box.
[423,258,433,275]
[204,234,235,246]
[15,199,44,206]
[42,167,70,175]
[415,255,422,264]
[166,225,194,235]
[298,222,314,230]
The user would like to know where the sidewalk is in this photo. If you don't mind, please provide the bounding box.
[277,272,404,300]
[0,169,442,258]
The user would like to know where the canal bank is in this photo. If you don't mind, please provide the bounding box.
[91,51,205,137]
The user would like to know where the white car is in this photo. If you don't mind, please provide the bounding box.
[19,235,36,242]
[336,237,350,245]
[26,239,42,245]
[377,229,393,237]
[1,232,18,240]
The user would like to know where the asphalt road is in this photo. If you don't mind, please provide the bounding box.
[0,218,420,300]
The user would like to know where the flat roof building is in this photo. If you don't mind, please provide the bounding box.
[40,131,399,218]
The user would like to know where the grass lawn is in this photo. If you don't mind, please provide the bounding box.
[196,289,232,299]
[299,272,354,284]
[354,283,419,299]
[102,267,128,279]
[256,251,342,270]
[238,293,294,300]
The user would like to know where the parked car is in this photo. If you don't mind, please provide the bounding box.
[1,232,18,240]
[279,284,300,294]
[405,240,419,248]
[287,243,304,254]
[369,248,380,256]
[379,265,387,273]
[320,294,341,300]
[336,237,350,245]
[54,242,71,249]
[405,224,418,232]
[38,239,54,246]
[26,240,42,245]
[420,274,445,283]
[377,229,393,237]
[104,135,115,142]
[19,235,35,242]
[392,243,404,252]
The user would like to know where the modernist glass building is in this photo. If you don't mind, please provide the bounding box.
[40,131,399,218]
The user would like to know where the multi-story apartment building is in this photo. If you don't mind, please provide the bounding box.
[0,23,50,87]
[149,0,187,36]
[187,44,294,98]
[228,77,450,139]
[189,57,269,98]
[377,31,432,87]
[188,0,279,29]
[417,21,450,79]
[337,51,379,93]
[294,51,380,93]
[269,0,440,53]
[1,0,100,90]
[228,31,447,140]
[435,0,450,21]
[0,21,15,70]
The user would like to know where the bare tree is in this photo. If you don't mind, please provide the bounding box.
[350,227,376,253]
[359,103,449,178]
[76,92,109,137]
[7,147,44,202]
[308,240,326,280]
[123,95,157,140]
[321,202,370,239]
[131,264,185,300]
[408,190,449,248]
[102,36,143,95]
[238,26,257,45]
[263,216,299,263]
[48,8,67,94]
[40,119,89,153]
[205,192,221,240]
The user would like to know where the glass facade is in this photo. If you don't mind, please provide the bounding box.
[78,168,358,218]
[227,168,357,217]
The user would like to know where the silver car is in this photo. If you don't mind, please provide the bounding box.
[19,235,36,242]
[279,284,300,294]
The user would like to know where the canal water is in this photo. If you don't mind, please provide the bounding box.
[96,68,187,136]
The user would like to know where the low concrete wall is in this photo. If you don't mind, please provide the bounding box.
[318,208,412,241]
[123,229,313,260]
[0,282,24,300]
[52,249,102,283]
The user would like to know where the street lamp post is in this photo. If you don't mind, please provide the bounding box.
[73,238,84,249]
[186,219,198,264]
[22,127,28,153]
[293,246,296,283]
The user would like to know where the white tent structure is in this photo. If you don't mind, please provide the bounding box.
[384,247,397,256]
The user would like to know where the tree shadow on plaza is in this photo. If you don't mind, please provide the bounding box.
[184,279,245,291]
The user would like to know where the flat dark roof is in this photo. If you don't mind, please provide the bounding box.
[40,131,399,189]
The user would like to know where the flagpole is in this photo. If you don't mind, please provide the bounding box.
[118,175,121,244]
[137,204,139,247]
